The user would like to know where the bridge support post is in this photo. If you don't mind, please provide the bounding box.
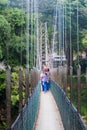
[70,66,73,103]
[25,68,29,102]
[59,66,62,87]
[86,67,87,87]
[30,69,40,94]
[6,66,11,129]
[77,65,81,113]
[19,67,23,130]
[30,69,35,92]
[63,65,67,94]
[19,67,23,111]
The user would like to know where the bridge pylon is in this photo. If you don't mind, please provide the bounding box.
[39,22,50,70]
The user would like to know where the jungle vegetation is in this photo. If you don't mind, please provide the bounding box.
[0,0,87,129]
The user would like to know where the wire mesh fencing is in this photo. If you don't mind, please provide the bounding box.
[11,82,40,130]
[50,80,87,130]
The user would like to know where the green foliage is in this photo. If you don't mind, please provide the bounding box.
[3,8,26,35]
[0,0,87,128]
[0,8,26,66]
[0,0,9,10]
[0,15,11,42]
[9,0,26,9]
[73,58,87,74]
[0,14,11,61]
[0,122,6,130]
[67,84,87,124]
[11,72,19,122]
[0,0,9,5]
[67,73,87,112]
[0,71,6,130]
[81,88,87,115]
[0,71,6,98]
[0,70,19,129]
[81,29,87,47]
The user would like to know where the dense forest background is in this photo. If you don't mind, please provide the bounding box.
[0,0,87,129]
[0,0,87,68]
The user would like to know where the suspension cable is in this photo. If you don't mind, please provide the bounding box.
[52,1,58,55]
[58,0,64,65]
[63,2,65,55]
[58,0,61,57]
[69,0,72,67]
[33,0,36,67]
[26,0,30,68]
[36,0,39,69]
[30,0,34,67]
[77,0,79,64]
[64,1,67,57]
[39,24,41,70]
[20,0,24,66]
[45,22,48,64]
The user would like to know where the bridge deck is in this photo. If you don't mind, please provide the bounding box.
[34,90,64,130]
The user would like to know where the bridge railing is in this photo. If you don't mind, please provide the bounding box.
[50,80,87,130]
[5,67,41,130]
[11,81,40,130]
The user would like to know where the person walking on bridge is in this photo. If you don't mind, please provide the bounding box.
[40,65,50,91]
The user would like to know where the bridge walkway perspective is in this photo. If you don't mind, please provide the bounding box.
[34,90,64,130]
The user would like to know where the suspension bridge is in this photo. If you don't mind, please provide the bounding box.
[1,0,87,130]
[6,67,87,130]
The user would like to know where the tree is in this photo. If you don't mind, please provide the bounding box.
[0,15,11,60]
[0,0,9,10]
[1,8,26,66]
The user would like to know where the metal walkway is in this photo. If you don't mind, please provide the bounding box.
[34,90,64,130]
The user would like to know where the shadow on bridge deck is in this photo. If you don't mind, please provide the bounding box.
[34,90,64,130]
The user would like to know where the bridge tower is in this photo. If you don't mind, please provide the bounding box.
[39,22,49,70]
